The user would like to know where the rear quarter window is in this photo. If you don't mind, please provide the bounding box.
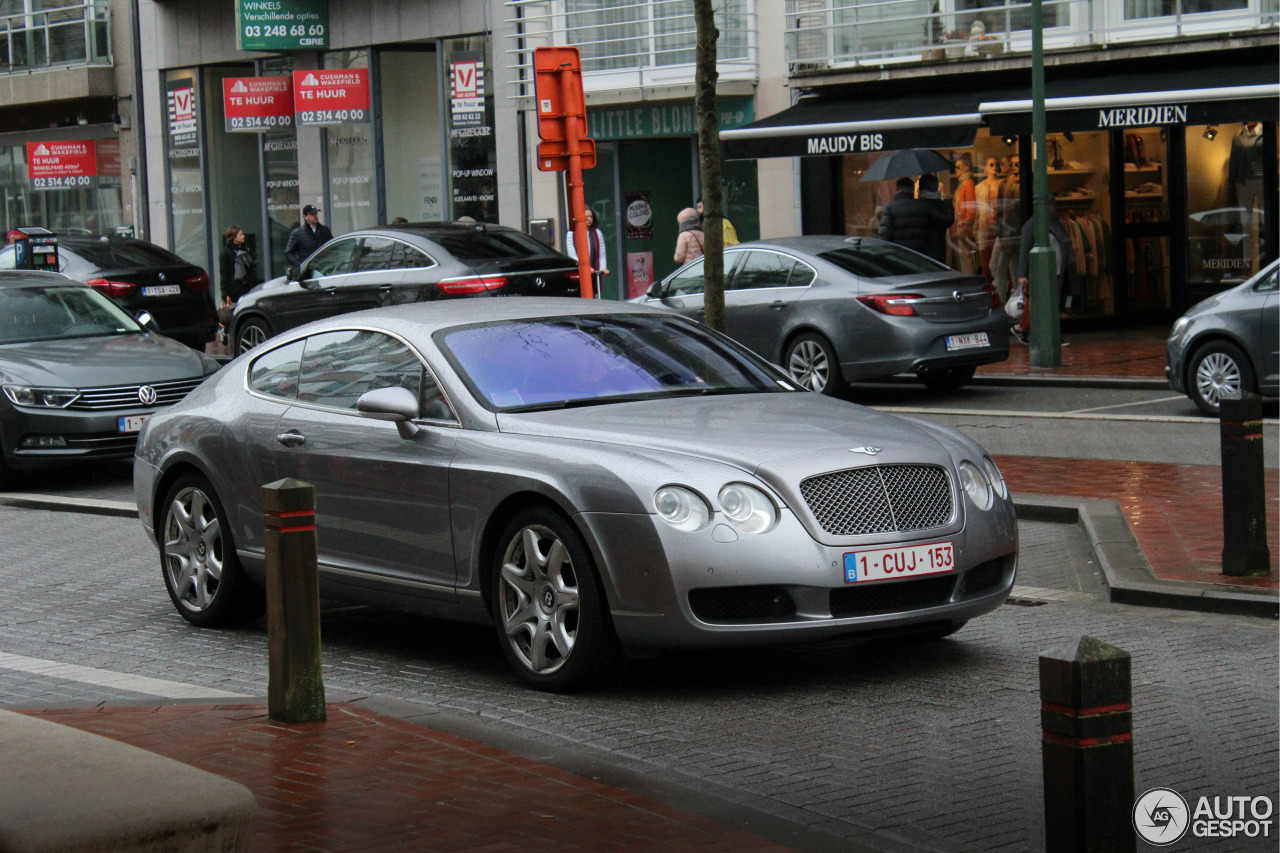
[249,339,306,400]
[431,231,564,262]
[818,244,949,278]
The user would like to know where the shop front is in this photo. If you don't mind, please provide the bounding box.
[722,48,1278,326]
[0,128,126,239]
[581,97,758,300]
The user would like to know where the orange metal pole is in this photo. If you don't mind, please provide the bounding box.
[560,63,593,299]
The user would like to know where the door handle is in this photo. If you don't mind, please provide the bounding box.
[379,284,394,291]
[770,300,786,309]
[276,430,306,448]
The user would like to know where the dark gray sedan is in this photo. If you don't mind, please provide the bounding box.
[1167,259,1279,415]
[630,236,1009,394]
[230,222,581,355]
[0,271,221,488]
[135,298,1017,691]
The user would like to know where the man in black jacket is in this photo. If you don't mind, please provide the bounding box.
[878,175,954,263]
[284,205,333,266]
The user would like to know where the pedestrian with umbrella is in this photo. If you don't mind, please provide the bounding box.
[865,150,955,264]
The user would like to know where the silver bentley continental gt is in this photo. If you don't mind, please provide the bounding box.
[134,298,1018,690]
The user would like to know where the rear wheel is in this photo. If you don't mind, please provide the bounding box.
[916,364,977,392]
[492,507,620,691]
[159,474,262,627]
[784,333,845,396]
[235,317,272,356]
[1188,340,1254,416]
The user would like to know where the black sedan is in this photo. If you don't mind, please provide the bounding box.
[631,237,1009,394]
[231,222,582,354]
[0,235,218,350]
[0,271,221,488]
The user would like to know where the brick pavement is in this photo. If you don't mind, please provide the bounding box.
[978,334,1168,379]
[25,703,794,853]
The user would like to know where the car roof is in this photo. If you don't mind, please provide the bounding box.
[726,235,898,255]
[295,297,671,337]
[0,270,84,288]
[334,222,526,240]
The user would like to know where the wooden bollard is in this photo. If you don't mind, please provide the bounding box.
[263,479,325,723]
[1220,391,1271,577]
[1040,636,1134,853]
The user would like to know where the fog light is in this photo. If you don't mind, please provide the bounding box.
[21,436,68,448]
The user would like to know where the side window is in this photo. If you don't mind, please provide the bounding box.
[665,258,705,297]
[789,260,816,288]
[1254,267,1278,294]
[0,246,14,270]
[249,338,307,400]
[305,238,357,277]
[734,251,800,290]
[355,236,397,272]
[296,330,424,411]
[419,364,457,421]
[393,242,435,270]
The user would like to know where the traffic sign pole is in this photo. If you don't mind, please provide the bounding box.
[560,66,592,298]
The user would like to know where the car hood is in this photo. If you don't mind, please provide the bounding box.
[0,333,206,387]
[496,392,956,480]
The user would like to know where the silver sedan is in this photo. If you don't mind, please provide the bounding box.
[631,236,1010,395]
[134,298,1018,690]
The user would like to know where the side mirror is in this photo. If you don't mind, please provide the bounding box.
[135,311,160,333]
[285,265,303,283]
[356,386,420,439]
[646,281,663,299]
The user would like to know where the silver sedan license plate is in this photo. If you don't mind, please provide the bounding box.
[945,332,989,351]
[843,541,954,583]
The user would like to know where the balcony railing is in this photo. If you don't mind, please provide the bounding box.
[0,1,111,74]
[505,0,757,97]
[786,0,1279,72]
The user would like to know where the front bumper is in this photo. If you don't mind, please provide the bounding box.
[1,406,157,470]
[580,501,1017,651]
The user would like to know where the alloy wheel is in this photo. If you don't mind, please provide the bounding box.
[237,322,268,354]
[498,524,580,675]
[1195,351,1241,409]
[788,340,829,392]
[163,486,224,613]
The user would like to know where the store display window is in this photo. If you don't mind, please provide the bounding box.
[1186,121,1266,293]
[323,49,376,236]
[260,55,299,280]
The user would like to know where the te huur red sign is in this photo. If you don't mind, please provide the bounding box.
[293,69,370,126]
[223,76,295,132]
[27,141,98,189]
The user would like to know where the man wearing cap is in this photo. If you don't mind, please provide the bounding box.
[285,205,333,266]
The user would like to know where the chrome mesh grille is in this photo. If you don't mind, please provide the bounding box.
[800,464,953,536]
[68,377,204,411]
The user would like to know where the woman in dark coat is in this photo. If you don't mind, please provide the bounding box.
[218,225,258,303]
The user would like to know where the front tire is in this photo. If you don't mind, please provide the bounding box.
[916,364,977,392]
[159,474,262,627]
[235,317,273,356]
[492,507,620,691]
[783,333,845,396]
[1188,340,1254,416]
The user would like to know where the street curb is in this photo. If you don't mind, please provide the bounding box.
[3,491,1274,618]
[971,374,1169,391]
[1014,494,1279,619]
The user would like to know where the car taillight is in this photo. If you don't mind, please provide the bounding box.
[983,283,1001,309]
[185,272,210,291]
[856,293,922,316]
[85,278,138,298]
[567,271,581,282]
[438,276,508,295]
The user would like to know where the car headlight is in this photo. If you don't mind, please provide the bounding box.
[980,456,1008,501]
[1169,316,1190,340]
[958,461,993,511]
[654,486,710,532]
[718,483,778,534]
[2,385,79,408]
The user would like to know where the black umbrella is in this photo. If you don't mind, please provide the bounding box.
[859,148,953,182]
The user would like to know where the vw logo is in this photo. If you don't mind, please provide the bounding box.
[137,385,157,406]
[157,272,166,282]
[850,446,883,455]
[535,277,546,289]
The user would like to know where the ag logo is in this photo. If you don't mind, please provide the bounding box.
[1133,787,1189,846]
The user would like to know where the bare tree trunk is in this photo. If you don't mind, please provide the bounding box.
[694,0,725,331]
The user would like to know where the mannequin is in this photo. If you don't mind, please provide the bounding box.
[975,156,1002,277]
[950,154,977,273]
[1229,121,1264,209]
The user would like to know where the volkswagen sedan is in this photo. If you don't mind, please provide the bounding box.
[631,236,1009,394]
[135,298,1018,690]
[0,271,221,488]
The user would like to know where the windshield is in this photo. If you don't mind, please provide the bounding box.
[0,285,142,344]
[438,314,796,411]
[819,243,950,278]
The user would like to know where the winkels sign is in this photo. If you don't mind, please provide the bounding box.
[293,69,369,126]
[237,0,328,51]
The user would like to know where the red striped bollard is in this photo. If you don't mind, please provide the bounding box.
[1220,391,1271,577]
[264,478,326,723]
[1040,635,1134,853]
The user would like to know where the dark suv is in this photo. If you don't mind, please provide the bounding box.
[0,235,217,350]
[231,222,583,354]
